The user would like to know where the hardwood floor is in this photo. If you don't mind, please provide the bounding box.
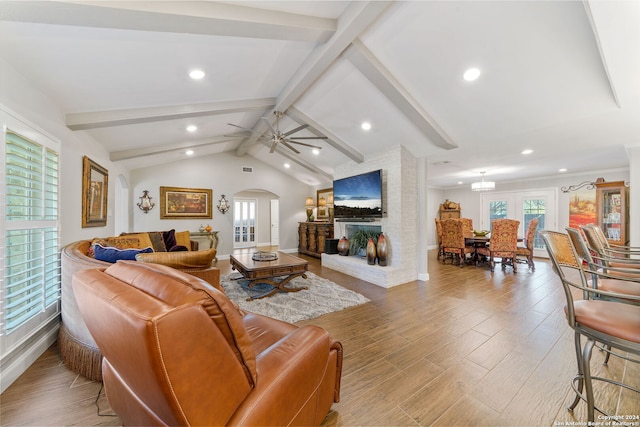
[1,250,638,426]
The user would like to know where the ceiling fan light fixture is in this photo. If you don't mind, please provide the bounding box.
[471,171,495,191]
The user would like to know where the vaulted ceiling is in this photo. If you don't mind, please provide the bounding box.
[1,1,638,188]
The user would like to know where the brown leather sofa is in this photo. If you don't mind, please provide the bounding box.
[73,261,343,426]
[59,239,219,381]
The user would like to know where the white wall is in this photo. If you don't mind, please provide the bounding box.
[0,58,130,246]
[130,152,312,256]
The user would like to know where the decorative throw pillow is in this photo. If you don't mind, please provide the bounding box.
[169,245,188,252]
[119,232,154,250]
[162,229,177,250]
[135,248,217,269]
[174,230,191,249]
[93,244,153,263]
[147,231,167,252]
[87,237,141,258]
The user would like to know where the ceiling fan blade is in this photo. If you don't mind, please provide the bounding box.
[269,140,278,153]
[288,136,328,140]
[283,124,308,137]
[286,140,323,149]
[227,123,261,133]
[280,140,300,154]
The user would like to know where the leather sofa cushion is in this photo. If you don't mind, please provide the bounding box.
[103,261,257,385]
[136,248,216,268]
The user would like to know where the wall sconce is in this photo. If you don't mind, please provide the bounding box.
[217,194,230,214]
[137,190,155,213]
[305,197,315,221]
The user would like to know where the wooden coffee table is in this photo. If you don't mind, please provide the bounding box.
[229,251,309,300]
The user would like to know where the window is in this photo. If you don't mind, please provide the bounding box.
[233,198,256,248]
[1,111,60,357]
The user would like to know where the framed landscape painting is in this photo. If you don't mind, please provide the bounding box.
[82,156,108,228]
[160,186,212,219]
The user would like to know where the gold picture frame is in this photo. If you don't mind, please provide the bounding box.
[160,186,212,219]
[82,156,109,228]
[316,187,333,221]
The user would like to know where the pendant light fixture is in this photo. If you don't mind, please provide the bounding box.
[471,171,495,192]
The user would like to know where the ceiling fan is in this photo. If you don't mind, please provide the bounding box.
[227,111,327,154]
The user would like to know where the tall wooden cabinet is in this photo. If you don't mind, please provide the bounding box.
[595,180,629,246]
[298,222,334,258]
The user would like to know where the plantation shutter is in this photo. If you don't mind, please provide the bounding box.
[2,129,60,338]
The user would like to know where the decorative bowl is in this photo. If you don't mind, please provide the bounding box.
[473,230,490,237]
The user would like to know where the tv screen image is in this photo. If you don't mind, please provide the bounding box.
[333,169,383,219]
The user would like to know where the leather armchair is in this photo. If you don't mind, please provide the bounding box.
[72,261,343,426]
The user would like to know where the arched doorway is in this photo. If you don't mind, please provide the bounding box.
[233,189,279,249]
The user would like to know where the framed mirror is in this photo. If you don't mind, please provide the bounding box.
[82,156,109,228]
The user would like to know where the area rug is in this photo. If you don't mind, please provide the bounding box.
[220,272,370,323]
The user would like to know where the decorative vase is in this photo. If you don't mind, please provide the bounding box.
[366,237,376,265]
[199,224,205,232]
[337,236,349,256]
[377,232,388,266]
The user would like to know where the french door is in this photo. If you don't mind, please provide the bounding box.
[481,189,557,258]
[233,198,256,248]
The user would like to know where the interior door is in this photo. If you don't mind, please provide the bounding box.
[270,199,279,246]
[481,189,557,258]
[233,198,256,248]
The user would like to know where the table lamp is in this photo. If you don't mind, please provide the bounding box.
[305,197,315,221]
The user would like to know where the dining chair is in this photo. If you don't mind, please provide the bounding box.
[540,230,640,422]
[516,218,539,270]
[435,218,444,260]
[476,218,520,272]
[587,224,640,252]
[440,218,475,268]
[581,225,640,273]
[459,218,473,236]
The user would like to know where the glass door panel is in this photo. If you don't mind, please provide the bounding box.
[233,198,256,248]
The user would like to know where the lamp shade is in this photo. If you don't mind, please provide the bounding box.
[305,197,315,207]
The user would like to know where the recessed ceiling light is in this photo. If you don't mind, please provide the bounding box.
[521,149,533,155]
[189,69,205,80]
[463,68,481,81]
[312,149,320,155]
[185,150,194,156]
[559,168,567,172]
[186,125,197,133]
[458,181,464,185]
[361,122,372,131]
[284,163,290,168]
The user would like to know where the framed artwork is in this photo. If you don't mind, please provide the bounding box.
[316,187,333,221]
[160,186,212,219]
[82,156,109,228]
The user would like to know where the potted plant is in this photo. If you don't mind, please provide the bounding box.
[348,229,381,257]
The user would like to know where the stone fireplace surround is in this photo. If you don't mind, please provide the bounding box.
[321,146,420,288]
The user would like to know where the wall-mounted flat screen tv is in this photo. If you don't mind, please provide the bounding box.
[333,169,383,219]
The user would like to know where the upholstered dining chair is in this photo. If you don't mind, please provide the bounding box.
[435,218,444,260]
[459,218,473,236]
[440,218,475,267]
[516,218,539,270]
[540,230,640,422]
[476,218,520,272]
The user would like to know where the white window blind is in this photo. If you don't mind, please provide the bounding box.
[2,127,60,339]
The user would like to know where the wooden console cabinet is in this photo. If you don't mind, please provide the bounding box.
[298,222,334,258]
